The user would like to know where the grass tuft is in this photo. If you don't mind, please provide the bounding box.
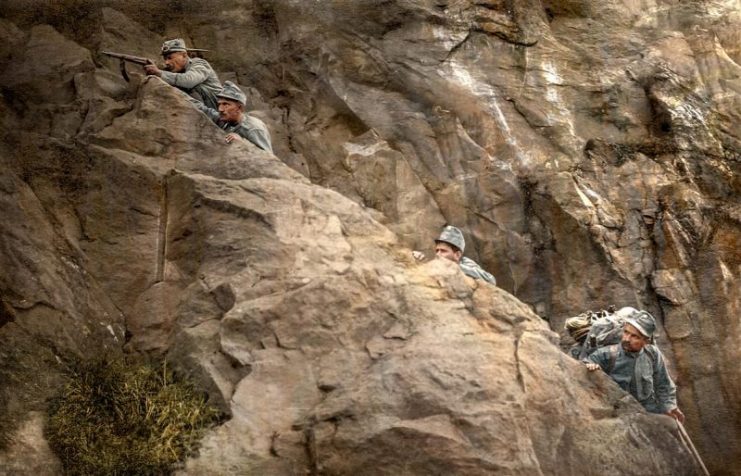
[46,356,222,475]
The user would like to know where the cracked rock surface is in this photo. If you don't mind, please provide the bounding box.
[0,1,738,474]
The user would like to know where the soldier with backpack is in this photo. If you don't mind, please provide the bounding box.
[584,310,685,422]
[566,306,637,359]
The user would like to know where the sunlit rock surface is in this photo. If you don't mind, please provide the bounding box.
[0,1,738,474]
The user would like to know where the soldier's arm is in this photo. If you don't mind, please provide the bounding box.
[242,126,273,153]
[459,259,497,285]
[652,348,679,413]
[479,269,496,286]
[160,60,212,89]
[584,347,609,372]
[184,94,220,123]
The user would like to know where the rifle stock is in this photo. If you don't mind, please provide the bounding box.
[101,51,153,82]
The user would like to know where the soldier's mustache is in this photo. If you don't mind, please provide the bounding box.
[164,64,173,71]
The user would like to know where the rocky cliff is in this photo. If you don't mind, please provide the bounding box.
[0,1,738,475]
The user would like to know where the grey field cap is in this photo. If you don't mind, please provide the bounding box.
[435,225,465,253]
[217,81,247,105]
[161,38,209,55]
[624,310,657,338]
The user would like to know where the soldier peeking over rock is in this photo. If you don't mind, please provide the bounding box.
[413,225,497,285]
[188,81,273,153]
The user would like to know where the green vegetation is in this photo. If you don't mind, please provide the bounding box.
[46,356,222,475]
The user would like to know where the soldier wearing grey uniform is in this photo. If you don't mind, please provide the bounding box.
[459,256,496,284]
[414,225,496,285]
[585,310,684,422]
[190,81,273,152]
[145,39,222,111]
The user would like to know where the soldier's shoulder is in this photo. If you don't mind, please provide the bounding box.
[459,256,479,268]
[190,57,215,69]
[644,344,662,360]
[242,114,269,131]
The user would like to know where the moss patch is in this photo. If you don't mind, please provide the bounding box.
[0,335,62,452]
[46,356,222,475]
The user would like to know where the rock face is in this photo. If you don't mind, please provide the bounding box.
[0,1,738,475]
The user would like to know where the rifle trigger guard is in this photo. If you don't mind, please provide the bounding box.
[119,59,130,82]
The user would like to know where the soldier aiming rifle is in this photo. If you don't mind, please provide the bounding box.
[103,39,221,110]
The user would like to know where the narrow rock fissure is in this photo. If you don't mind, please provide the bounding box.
[442,31,472,64]
[514,332,526,392]
[0,299,16,328]
[304,424,319,476]
[155,175,169,283]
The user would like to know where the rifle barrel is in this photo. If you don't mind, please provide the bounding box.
[101,51,151,65]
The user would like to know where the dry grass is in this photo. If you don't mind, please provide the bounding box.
[46,356,222,475]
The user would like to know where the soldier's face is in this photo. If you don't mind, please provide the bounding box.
[218,100,243,123]
[163,52,189,73]
[435,242,462,263]
[621,324,649,353]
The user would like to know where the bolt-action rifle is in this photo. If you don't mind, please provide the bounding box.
[675,419,710,476]
[101,51,153,82]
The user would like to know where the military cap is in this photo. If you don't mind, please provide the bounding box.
[435,225,465,253]
[161,38,209,55]
[217,81,247,106]
[614,306,638,319]
[624,310,657,338]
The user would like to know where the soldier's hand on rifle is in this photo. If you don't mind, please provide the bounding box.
[585,362,601,372]
[666,407,685,423]
[225,133,241,144]
[144,62,161,76]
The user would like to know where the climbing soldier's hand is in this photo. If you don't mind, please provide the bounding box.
[666,407,685,424]
[412,251,425,261]
[585,362,601,372]
[225,133,242,144]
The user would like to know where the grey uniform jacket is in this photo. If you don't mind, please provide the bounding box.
[160,58,222,111]
[586,344,677,414]
[191,100,273,153]
[459,257,496,285]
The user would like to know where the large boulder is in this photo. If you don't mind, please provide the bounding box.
[0,1,738,474]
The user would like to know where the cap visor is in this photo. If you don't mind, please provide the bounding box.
[625,318,650,338]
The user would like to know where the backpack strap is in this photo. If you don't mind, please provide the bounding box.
[607,344,620,373]
[644,345,658,367]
